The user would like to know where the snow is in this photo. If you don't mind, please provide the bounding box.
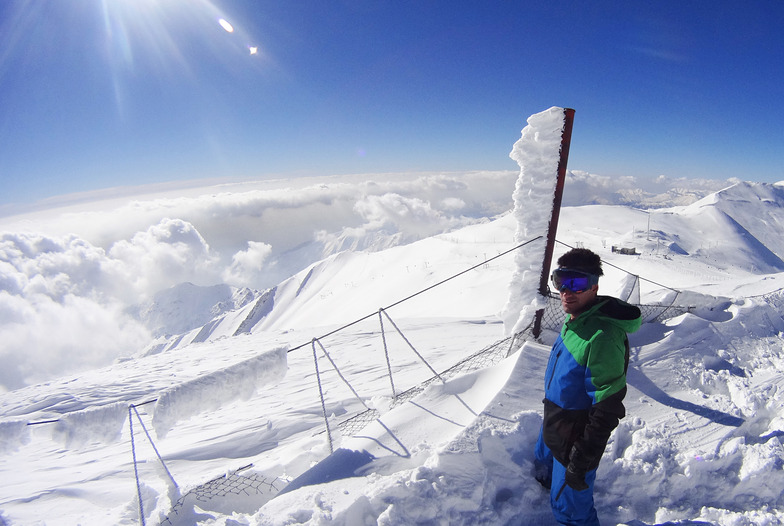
[2,110,784,525]
[151,346,287,439]
[501,106,567,336]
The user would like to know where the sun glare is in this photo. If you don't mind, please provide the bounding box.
[92,0,264,119]
[218,18,234,33]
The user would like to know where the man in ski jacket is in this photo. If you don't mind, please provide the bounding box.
[535,248,642,526]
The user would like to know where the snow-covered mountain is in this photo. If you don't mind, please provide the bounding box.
[129,282,259,338]
[685,180,784,263]
[2,179,784,525]
[140,181,784,354]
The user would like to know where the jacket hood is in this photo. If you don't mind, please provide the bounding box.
[580,295,642,333]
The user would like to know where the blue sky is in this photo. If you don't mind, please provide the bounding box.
[1,0,782,208]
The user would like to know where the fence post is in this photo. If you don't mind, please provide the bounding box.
[311,339,334,453]
[378,309,397,399]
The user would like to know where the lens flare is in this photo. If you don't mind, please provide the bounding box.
[218,18,234,33]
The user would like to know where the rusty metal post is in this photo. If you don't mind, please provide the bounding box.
[532,107,575,339]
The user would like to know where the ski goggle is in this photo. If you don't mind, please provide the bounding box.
[550,268,599,293]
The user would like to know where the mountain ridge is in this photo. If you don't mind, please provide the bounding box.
[140,181,784,355]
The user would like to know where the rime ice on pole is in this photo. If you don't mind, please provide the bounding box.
[501,107,567,336]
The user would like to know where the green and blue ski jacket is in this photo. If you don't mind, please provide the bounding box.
[542,295,642,471]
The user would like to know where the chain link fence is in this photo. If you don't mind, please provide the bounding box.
[156,283,784,523]
[335,291,694,438]
[160,465,281,525]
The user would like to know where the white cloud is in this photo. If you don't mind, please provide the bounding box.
[222,241,273,287]
[563,170,732,208]
[108,218,221,299]
[440,197,467,212]
[0,221,224,391]
[1,172,516,252]
[0,233,113,300]
[0,290,149,391]
[353,193,459,240]
[0,170,738,392]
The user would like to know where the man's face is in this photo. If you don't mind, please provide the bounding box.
[560,285,598,318]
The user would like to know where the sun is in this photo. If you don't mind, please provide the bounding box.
[97,0,263,114]
[99,0,260,69]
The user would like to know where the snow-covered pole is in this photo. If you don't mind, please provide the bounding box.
[532,108,575,338]
[501,107,575,339]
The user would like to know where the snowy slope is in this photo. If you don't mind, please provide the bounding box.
[1,181,784,525]
[685,181,784,261]
[149,181,784,354]
[129,282,259,337]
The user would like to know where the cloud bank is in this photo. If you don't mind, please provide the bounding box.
[0,171,734,392]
